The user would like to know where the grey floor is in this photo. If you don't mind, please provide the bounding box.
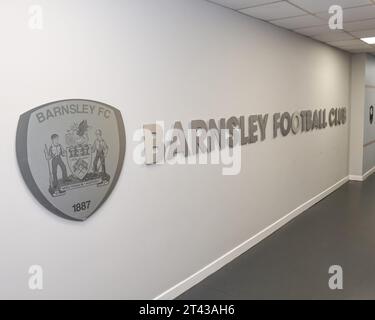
[178,176,375,300]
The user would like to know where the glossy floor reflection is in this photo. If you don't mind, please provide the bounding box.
[178,176,375,300]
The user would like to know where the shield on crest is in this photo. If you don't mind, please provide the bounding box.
[67,145,93,180]
[16,99,126,221]
[65,120,93,180]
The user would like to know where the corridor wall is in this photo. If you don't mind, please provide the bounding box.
[363,55,375,174]
[349,54,375,179]
[0,0,351,299]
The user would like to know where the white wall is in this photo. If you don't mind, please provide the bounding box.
[0,0,350,299]
[349,54,366,177]
[363,55,375,174]
[349,54,375,176]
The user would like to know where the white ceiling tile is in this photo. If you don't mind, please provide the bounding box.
[328,39,371,48]
[318,5,375,22]
[344,19,375,31]
[350,29,375,38]
[272,14,324,29]
[348,49,375,53]
[240,2,306,21]
[208,0,280,10]
[209,0,375,54]
[335,47,371,53]
[313,31,355,42]
[295,25,334,36]
[288,0,371,14]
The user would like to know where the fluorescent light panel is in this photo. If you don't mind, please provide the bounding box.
[361,37,375,44]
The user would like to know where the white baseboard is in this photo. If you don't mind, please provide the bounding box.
[363,166,375,180]
[349,175,363,181]
[154,176,349,300]
[349,166,375,182]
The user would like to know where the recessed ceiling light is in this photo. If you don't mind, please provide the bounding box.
[361,37,375,44]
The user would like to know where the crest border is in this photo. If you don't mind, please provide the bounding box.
[16,99,126,222]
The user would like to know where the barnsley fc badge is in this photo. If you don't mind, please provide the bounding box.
[16,99,126,221]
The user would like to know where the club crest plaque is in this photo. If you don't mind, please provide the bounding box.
[16,99,126,221]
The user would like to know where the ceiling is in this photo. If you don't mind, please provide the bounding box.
[207,0,375,53]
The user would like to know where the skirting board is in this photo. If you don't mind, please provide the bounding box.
[154,176,349,300]
[349,166,375,182]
